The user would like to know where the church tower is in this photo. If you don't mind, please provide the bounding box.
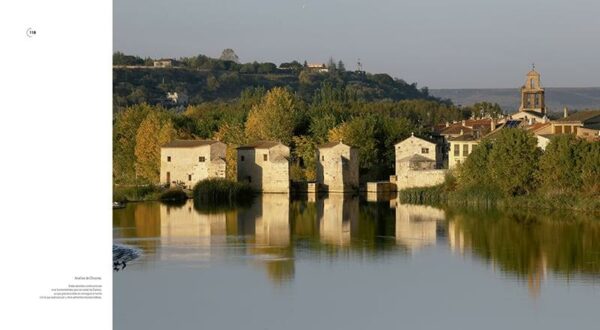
[518,66,546,115]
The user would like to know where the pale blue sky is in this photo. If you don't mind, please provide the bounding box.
[114,0,600,88]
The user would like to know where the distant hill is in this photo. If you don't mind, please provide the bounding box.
[430,88,600,114]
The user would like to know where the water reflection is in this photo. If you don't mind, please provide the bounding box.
[393,203,444,251]
[317,194,358,246]
[113,195,600,293]
[446,208,600,297]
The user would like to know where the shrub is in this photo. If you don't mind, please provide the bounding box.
[159,188,189,202]
[192,178,254,208]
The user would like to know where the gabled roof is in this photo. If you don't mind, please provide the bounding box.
[440,125,474,135]
[237,141,284,150]
[526,122,551,132]
[318,141,356,149]
[448,134,479,142]
[556,110,600,123]
[395,134,437,146]
[397,154,436,163]
[162,139,220,148]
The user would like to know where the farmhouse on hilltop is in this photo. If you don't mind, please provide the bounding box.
[237,141,290,193]
[160,140,226,189]
[316,141,359,193]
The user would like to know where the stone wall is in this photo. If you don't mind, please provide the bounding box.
[237,146,290,193]
[316,144,359,192]
[160,143,226,189]
[395,136,442,176]
[395,169,447,190]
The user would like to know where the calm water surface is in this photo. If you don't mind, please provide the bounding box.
[113,194,600,330]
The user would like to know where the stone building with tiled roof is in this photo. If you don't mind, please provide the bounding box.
[160,140,226,189]
[316,142,359,192]
[237,141,290,193]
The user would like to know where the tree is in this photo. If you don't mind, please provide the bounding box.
[457,139,494,189]
[579,141,600,194]
[113,104,152,184]
[328,115,379,170]
[245,87,297,144]
[337,60,346,72]
[219,48,240,63]
[487,129,540,196]
[537,135,585,193]
[134,111,175,183]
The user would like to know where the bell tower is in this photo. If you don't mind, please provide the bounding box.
[518,65,546,115]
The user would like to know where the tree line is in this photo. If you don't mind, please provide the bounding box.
[113,51,445,111]
[114,84,470,185]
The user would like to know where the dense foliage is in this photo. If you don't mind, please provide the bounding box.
[113,51,447,111]
[114,84,466,185]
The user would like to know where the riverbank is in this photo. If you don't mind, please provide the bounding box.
[113,185,191,203]
[398,185,600,213]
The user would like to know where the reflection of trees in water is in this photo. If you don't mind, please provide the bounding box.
[113,202,161,254]
[446,208,600,297]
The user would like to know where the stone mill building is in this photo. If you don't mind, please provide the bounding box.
[316,141,359,193]
[236,141,290,193]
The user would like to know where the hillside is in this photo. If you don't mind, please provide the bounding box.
[112,52,443,111]
[431,87,600,113]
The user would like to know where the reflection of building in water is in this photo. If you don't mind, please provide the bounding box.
[237,194,294,284]
[160,201,226,245]
[317,194,359,246]
[447,221,465,255]
[254,194,291,247]
[394,204,445,250]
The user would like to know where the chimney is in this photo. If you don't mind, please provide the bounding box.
[461,120,466,127]
[528,118,533,126]
[445,121,450,127]
[490,119,497,131]
[460,129,464,136]
[563,106,568,118]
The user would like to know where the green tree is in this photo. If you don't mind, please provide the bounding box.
[487,129,540,196]
[134,111,175,183]
[113,104,152,184]
[245,87,297,144]
[537,135,585,193]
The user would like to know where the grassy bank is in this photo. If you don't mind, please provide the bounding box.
[193,178,254,209]
[398,185,600,213]
[113,185,191,203]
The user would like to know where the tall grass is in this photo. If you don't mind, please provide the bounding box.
[113,185,162,202]
[398,185,447,205]
[193,178,254,209]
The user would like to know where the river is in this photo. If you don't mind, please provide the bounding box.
[113,194,600,330]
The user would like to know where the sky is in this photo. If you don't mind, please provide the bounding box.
[114,0,600,89]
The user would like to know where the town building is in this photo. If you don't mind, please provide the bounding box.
[551,110,600,140]
[236,141,290,193]
[316,141,359,192]
[153,59,175,68]
[160,140,226,189]
[448,133,480,168]
[394,133,443,170]
[516,67,547,122]
[394,134,446,190]
[306,63,329,73]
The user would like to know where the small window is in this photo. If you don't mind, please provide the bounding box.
[263,154,268,161]
[247,176,252,183]
[453,144,460,157]
[421,148,429,154]
[199,156,206,162]
[321,155,324,161]
[241,155,245,161]
[188,174,192,181]
[167,156,171,162]
[463,144,469,156]
[564,126,572,134]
